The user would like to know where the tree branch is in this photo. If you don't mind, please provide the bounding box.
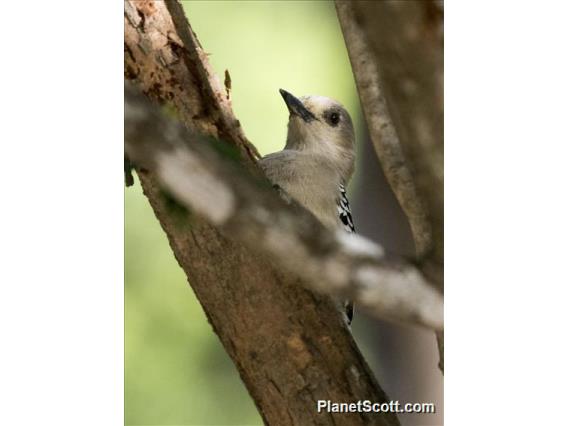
[337,0,444,269]
[335,1,432,259]
[335,0,444,371]
[125,83,443,330]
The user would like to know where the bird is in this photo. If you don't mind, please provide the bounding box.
[259,89,356,324]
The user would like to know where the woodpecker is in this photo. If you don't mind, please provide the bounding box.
[259,89,356,324]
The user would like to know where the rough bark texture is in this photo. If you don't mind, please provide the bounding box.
[125,1,400,424]
[125,84,443,330]
[335,0,444,371]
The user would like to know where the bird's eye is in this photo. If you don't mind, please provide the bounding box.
[329,112,340,126]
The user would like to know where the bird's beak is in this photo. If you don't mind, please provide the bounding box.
[279,89,316,123]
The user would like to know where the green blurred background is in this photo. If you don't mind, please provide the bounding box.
[125,2,442,425]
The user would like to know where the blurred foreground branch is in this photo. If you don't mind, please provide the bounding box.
[125,83,443,330]
[336,0,444,371]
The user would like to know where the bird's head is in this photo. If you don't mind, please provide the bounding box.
[280,89,355,181]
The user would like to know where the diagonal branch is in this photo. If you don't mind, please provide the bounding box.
[335,0,445,372]
[337,0,444,269]
[125,83,443,331]
[335,1,432,259]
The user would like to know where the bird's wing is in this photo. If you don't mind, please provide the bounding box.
[337,183,355,325]
[337,183,355,233]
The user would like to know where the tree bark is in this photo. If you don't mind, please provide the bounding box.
[335,0,444,371]
[124,1,401,424]
[335,2,432,259]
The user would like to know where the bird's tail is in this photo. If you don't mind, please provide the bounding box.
[344,300,354,326]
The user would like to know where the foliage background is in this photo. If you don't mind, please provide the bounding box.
[125,1,442,425]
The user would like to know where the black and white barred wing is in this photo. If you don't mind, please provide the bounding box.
[337,183,355,324]
[337,183,355,233]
